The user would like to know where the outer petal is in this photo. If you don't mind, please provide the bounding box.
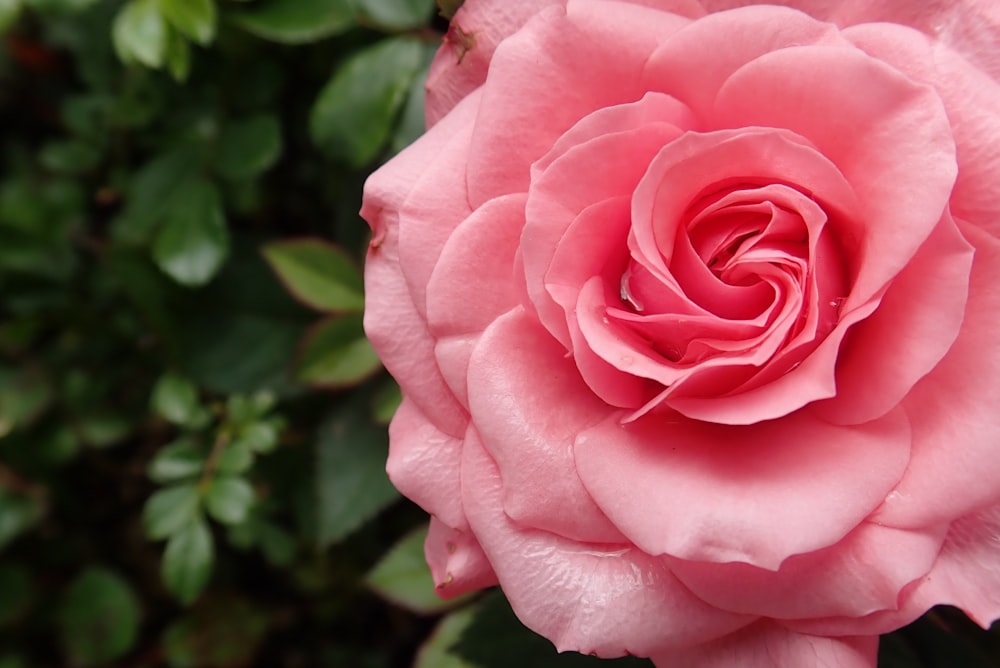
[875,223,1000,528]
[465,0,692,206]
[425,0,563,126]
[466,307,625,543]
[461,428,754,658]
[575,408,912,569]
[651,621,878,668]
[669,521,946,619]
[387,398,466,529]
[425,516,498,599]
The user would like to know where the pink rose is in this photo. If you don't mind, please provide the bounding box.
[361,0,1000,665]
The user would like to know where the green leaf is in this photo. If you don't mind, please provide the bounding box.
[216,439,254,474]
[225,391,277,424]
[454,592,654,668]
[310,37,425,167]
[150,372,208,428]
[153,179,230,287]
[372,381,401,424]
[256,522,295,566]
[389,47,433,154]
[315,404,399,547]
[148,438,206,482]
[39,140,103,175]
[162,598,268,667]
[165,27,192,81]
[0,0,20,33]
[0,367,53,437]
[143,483,200,540]
[435,0,462,19]
[162,516,214,604]
[204,476,255,525]
[57,568,141,666]
[233,0,354,44]
[261,238,364,312]
[295,315,381,387]
[215,114,282,181]
[415,607,478,668]
[367,525,468,614]
[0,488,44,552]
[112,0,168,68]
[115,145,202,245]
[157,0,215,45]
[233,419,281,454]
[352,0,434,31]
[77,412,134,449]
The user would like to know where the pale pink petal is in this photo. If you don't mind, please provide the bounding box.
[395,90,480,318]
[651,621,878,668]
[670,521,946,619]
[874,222,1000,528]
[425,0,563,127]
[363,215,466,437]
[811,214,973,425]
[425,193,527,338]
[425,516,498,599]
[575,408,911,569]
[461,428,754,658]
[844,22,1000,237]
[713,44,957,309]
[387,398,467,528]
[641,5,845,119]
[466,1,691,206]
[466,307,625,543]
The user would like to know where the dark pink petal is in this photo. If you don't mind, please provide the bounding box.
[670,521,945,619]
[387,398,467,529]
[575,408,911,569]
[466,1,691,206]
[425,516,498,598]
[466,307,625,542]
[651,621,878,668]
[875,222,1000,528]
[461,428,754,658]
[714,44,957,309]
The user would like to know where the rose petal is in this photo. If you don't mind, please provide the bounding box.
[575,407,912,569]
[425,516,498,599]
[875,222,1000,528]
[670,521,946,619]
[714,44,957,309]
[425,0,564,126]
[461,428,754,658]
[466,0,692,206]
[651,621,878,668]
[844,22,1000,237]
[387,398,467,528]
[811,213,973,425]
[466,307,625,542]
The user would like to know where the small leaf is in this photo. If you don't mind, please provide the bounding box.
[261,238,364,312]
[216,439,254,475]
[233,0,354,44]
[204,477,255,526]
[415,607,478,668]
[234,419,281,454]
[57,568,141,666]
[157,0,215,45]
[143,484,200,540]
[0,367,53,437]
[165,27,192,81]
[112,0,168,68]
[315,404,399,547]
[372,381,401,424]
[150,373,207,428]
[115,145,202,246]
[352,0,434,31]
[153,179,230,287]
[0,488,44,552]
[162,516,214,604]
[310,37,425,167]
[215,114,282,181]
[295,315,381,387]
[367,526,469,614]
[389,47,434,154]
[148,438,206,483]
[257,522,295,566]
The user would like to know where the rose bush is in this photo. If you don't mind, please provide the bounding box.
[361,0,1000,664]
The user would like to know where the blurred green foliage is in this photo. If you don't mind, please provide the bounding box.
[0,0,997,665]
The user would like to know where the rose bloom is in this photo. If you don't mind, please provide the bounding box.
[361,0,1000,665]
